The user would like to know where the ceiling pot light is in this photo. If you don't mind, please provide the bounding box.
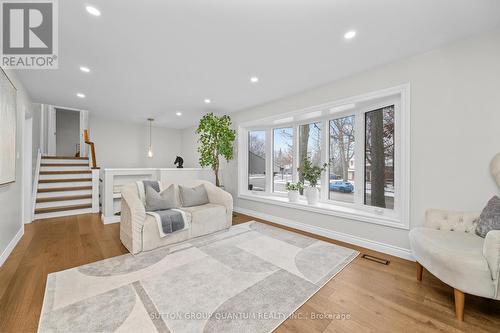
[76,93,85,98]
[344,30,356,40]
[204,99,211,104]
[86,6,101,16]
[147,118,154,158]
[80,66,90,73]
[250,76,259,83]
[176,112,182,116]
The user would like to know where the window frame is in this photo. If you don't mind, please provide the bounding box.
[237,84,410,230]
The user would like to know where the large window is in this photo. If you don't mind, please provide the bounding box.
[248,130,266,191]
[329,115,355,203]
[298,122,322,187]
[273,128,293,192]
[364,106,395,209]
[239,85,409,228]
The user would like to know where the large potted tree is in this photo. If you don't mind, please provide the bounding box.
[196,113,236,187]
[298,159,328,205]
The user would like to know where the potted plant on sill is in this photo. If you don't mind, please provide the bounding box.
[196,113,236,187]
[298,159,328,205]
[286,182,303,203]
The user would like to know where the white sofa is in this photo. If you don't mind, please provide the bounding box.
[409,153,500,321]
[120,180,233,254]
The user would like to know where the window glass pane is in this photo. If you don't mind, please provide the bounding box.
[329,116,355,203]
[298,122,322,187]
[273,128,293,193]
[364,105,395,209]
[248,130,266,191]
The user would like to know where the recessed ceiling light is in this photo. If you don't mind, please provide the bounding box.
[80,66,90,73]
[86,6,101,16]
[204,99,211,104]
[344,30,356,40]
[176,112,182,116]
[76,93,86,98]
[250,76,259,83]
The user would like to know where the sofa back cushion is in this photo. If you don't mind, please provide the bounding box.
[179,184,209,207]
[476,196,500,238]
[145,184,178,211]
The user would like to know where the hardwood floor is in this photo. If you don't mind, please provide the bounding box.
[1,212,499,332]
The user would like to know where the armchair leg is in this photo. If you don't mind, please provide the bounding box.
[416,261,423,281]
[454,289,465,321]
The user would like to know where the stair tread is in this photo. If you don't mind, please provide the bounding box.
[35,203,92,214]
[38,186,92,193]
[42,156,88,160]
[40,170,92,175]
[36,195,92,203]
[41,163,89,167]
[39,178,92,183]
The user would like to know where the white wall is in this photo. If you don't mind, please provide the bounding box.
[31,103,41,166]
[181,126,200,168]
[182,29,500,255]
[56,109,80,156]
[89,115,183,169]
[0,69,34,265]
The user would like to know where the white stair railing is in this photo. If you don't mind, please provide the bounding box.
[91,169,99,213]
[31,149,41,222]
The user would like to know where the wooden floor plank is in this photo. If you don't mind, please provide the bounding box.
[0,212,498,332]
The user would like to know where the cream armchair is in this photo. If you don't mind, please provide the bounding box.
[120,179,233,254]
[409,153,500,321]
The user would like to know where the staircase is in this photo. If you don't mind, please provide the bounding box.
[34,156,97,220]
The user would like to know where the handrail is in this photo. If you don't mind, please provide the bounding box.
[84,129,98,169]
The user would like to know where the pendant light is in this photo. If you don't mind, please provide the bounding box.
[147,118,154,158]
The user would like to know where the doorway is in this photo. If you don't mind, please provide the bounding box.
[55,108,80,156]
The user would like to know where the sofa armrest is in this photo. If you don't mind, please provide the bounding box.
[120,184,146,254]
[425,209,480,233]
[483,230,500,298]
[204,182,233,227]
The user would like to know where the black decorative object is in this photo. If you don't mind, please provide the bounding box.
[174,156,184,168]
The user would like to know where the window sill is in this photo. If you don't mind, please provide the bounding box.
[238,193,409,230]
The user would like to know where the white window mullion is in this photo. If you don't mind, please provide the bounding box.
[320,119,329,201]
[292,126,298,183]
[265,128,273,193]
[354,112,364,208]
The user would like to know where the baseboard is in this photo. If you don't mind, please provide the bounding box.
[0,225,24,267]
[234,206,414,261]
[101,215,120,224]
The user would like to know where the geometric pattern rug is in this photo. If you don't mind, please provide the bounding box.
[38,221,358,333]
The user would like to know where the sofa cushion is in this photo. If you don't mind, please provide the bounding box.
[145,184,177,211]
[409,227,494,298]
[475,196,500,238]
[179,184,209,207]
[181,203,227,237]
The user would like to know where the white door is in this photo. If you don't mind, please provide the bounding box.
[47,105,56,155]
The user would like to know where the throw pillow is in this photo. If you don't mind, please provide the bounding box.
[179,184,209,207]
[145,184,177,211]
[475,196,500,238]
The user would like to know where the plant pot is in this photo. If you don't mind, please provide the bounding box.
[304,186,319,205]
[288,190,299,203]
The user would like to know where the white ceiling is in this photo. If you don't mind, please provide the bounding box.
[15,0,500,128]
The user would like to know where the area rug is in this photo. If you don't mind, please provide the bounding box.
[38,221,358,333]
